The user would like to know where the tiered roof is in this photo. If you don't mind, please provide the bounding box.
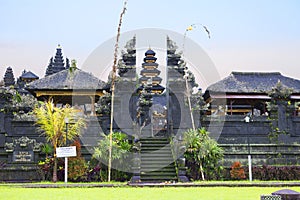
[139,49,164,94]
[3,67,15,87]
[45,45,69,76]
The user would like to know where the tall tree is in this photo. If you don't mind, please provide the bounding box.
[34,99,86,182]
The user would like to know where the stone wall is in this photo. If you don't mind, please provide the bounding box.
[202,115,300,167]
[1,109,300,181]
[0,114,105,181]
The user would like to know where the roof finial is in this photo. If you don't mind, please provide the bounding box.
[57,44,61,49]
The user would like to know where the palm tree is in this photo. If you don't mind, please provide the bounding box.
[34,99,86,182]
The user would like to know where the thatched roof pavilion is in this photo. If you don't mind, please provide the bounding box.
[26,67,108,114]
[204,72,300,115]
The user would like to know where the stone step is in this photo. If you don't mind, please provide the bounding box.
[140,140,169,144]
[141,145,171,149]
[141,155,173,158]
[140,176,178,182]
[141,168,176,172]
[141,143,169,147]
[141,163,176,170]
[141,160,173,165]
[140,138,169,142]
[141,150,173,154]
[141,149,171,152]
[141,172,177,176]
[140,136,177,182]
[141,154,173,159]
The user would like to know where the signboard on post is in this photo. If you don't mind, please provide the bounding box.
[56,146,77,158]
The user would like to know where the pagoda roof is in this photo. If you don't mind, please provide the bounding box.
[20,71,39,79]
[137,84,165,93]
[139,76,162,83]
[140,68,161,75]
[205,72,300,95]
[142,62,158,67]
[26,68,106,91]
[145,49,156,56]
[144,56,157,62]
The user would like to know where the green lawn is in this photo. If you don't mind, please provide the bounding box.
[0,186,299,200]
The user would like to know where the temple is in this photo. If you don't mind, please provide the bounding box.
[1,39,300,182]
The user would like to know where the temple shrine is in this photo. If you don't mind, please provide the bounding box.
[1,37,300,182]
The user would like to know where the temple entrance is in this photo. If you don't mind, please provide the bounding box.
[150,101,167,137]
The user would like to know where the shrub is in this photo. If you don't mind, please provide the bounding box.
[38,157,64,181]
[184,128,224,181]
[92,132,132,181]
[253,165,300,180]
[67,140,88,182]
[230,161,246,180]
[68,157,87,181]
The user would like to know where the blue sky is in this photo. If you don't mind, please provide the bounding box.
[1,0,300,87]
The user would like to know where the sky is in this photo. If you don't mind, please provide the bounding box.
[0,0,300,89]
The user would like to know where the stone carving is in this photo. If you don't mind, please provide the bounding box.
[4,143,14,152]
[124,35,136,51]
[4,136,43,152]
[13,113,36,121]
[167,36,178,51]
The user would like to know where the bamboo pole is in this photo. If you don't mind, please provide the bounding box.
[182,24,210,181]
[108,0,128,182]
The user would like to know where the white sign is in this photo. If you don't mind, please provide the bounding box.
[56,146,77,158]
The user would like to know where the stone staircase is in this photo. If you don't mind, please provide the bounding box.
[140,137,177,182]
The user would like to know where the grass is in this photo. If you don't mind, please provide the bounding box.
[0,186,299,200]
[0,181,126,186]
[191,180,300,184]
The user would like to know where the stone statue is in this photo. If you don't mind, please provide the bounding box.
[124,36,136,52]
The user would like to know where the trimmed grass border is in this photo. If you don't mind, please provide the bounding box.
[2,180,300,188]
[0,186,300,200]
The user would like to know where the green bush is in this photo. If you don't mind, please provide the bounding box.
[184,128,224,180]
[92,132,132,181]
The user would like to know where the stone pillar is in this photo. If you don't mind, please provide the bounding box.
[114,80,136,134]
[131,134,141,183]
[114,36,136,134]
[90,96,95,115]
[277,100,288,131]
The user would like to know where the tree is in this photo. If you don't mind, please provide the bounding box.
[267,81,294,141]
[34,99,86,182]
[184,128,224,181]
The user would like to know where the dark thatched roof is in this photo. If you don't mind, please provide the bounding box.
[21,71,39,79]
[26,68,107,91]
[206,72,300,94]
